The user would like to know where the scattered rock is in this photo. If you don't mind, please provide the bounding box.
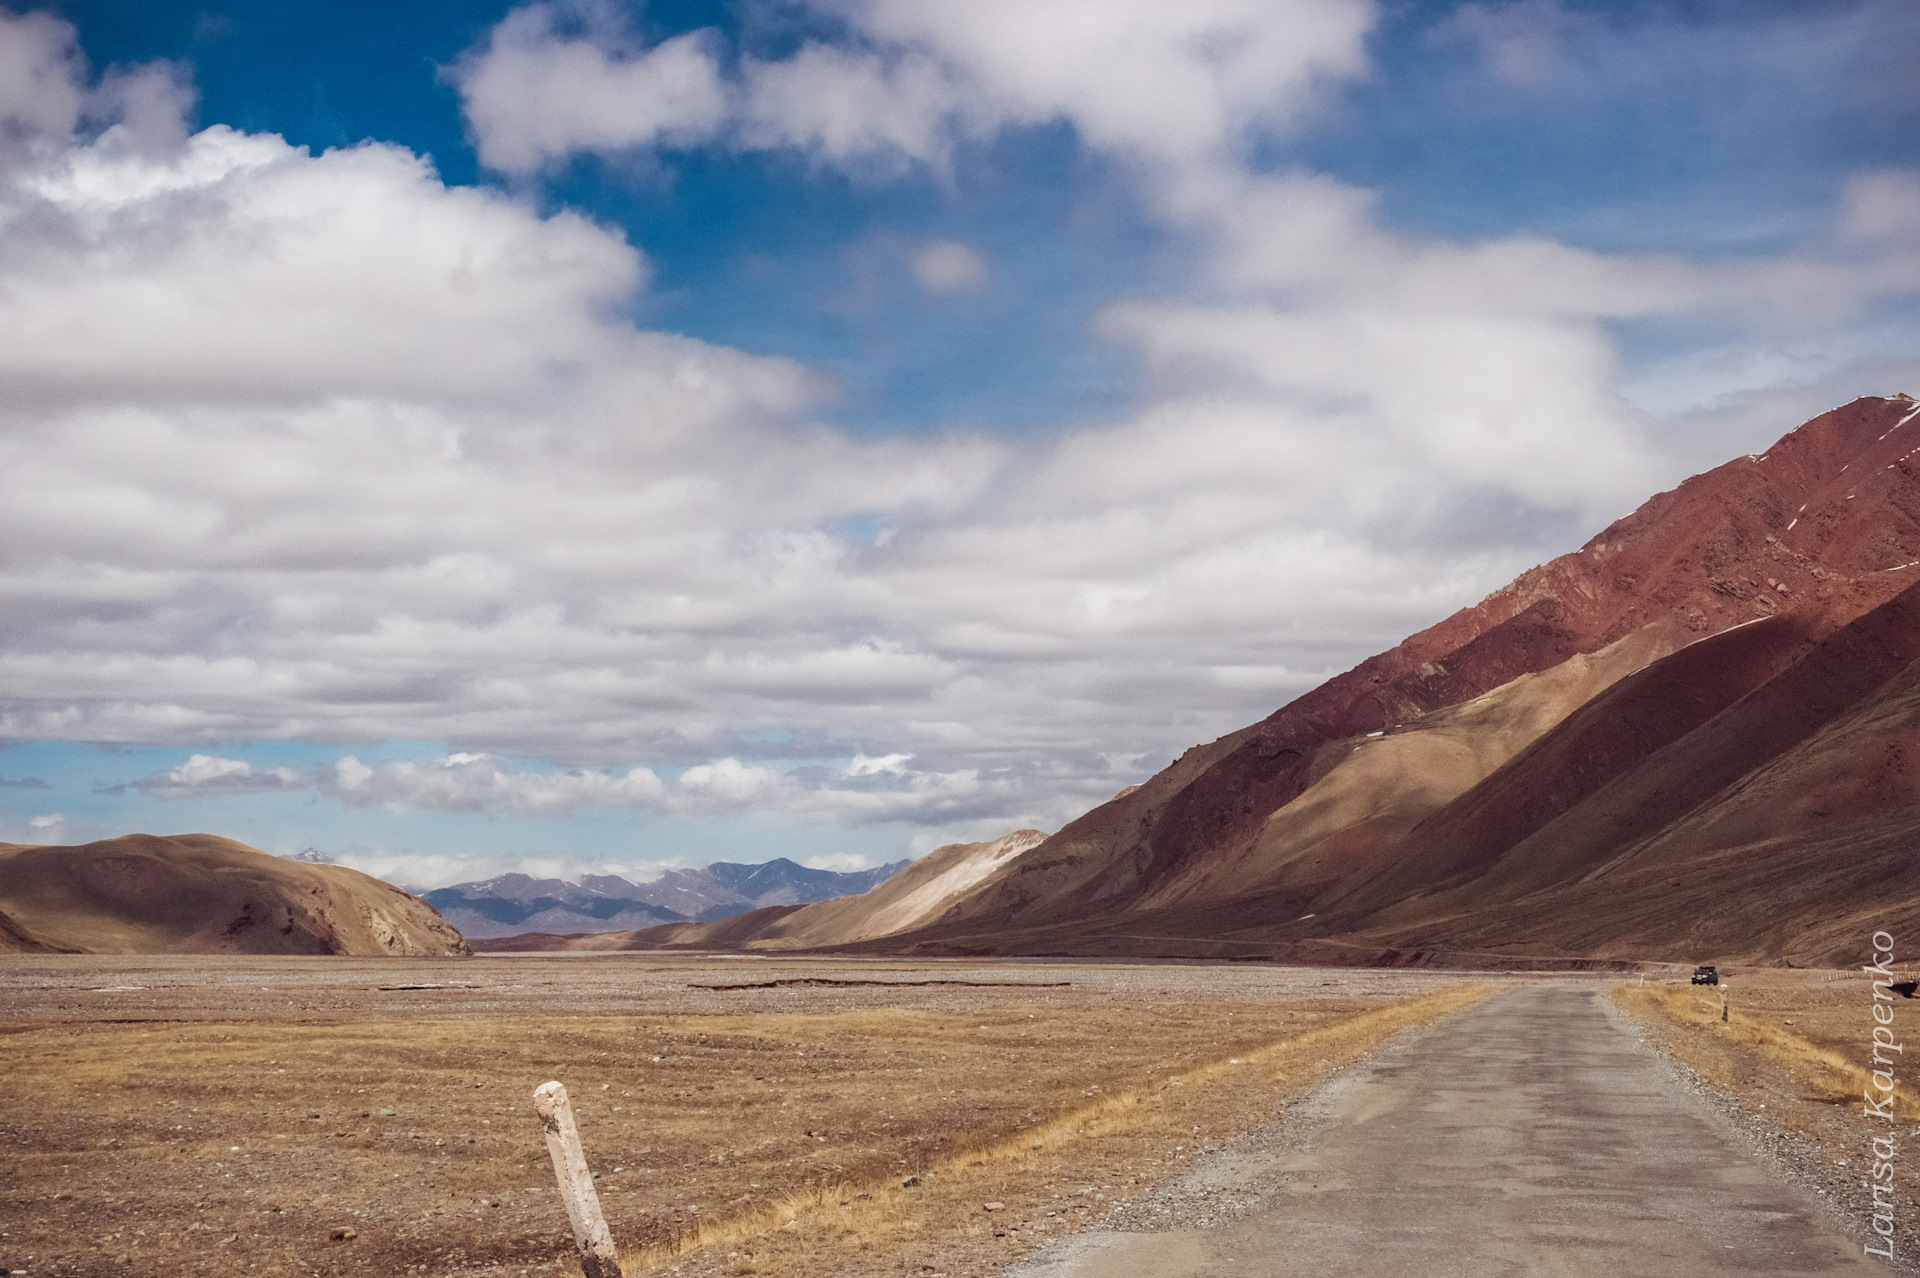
[982,1202,1005,1212]
[901,1174,922,1188]
[329,1226,357,1242]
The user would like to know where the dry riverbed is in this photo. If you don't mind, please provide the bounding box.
[0,955,1489,1278]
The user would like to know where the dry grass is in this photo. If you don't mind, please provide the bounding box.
[0,955,1485,1278]
[1613,978,1920,1121]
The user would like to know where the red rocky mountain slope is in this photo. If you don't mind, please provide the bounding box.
[866,394,1920,967]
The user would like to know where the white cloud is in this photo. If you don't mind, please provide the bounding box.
[451,2,728,174]
[324,754,665,818]
[27,812,64,831]
[0,9,84,143]
[165,754,253,784]
[1,125,666,408]
[137,753,307,800]
[739,42,963,169]
[846,752,913,776]
[115,745,1063,831]
[456,0,1373,172]
[908,240,989,294]
[820,0,1373,163]
[673,757,784,808]
[663,755,1037,827]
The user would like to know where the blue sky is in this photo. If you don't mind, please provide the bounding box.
[2,0,1917,886]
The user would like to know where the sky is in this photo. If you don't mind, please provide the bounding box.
[1,0,1917,889]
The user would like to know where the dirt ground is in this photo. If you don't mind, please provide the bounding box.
[0,955,1491,1278]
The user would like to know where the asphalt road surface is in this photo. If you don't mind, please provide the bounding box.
[1015,984,1885,1277]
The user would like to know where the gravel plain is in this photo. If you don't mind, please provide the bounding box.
[0,953,1487,1278]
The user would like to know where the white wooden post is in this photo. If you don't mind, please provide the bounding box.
[533,1080,623,1278]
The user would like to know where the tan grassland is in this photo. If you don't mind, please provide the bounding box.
[1615,975,1920,1122]
[0,955,1491,1278]
[628,978,1493,1276]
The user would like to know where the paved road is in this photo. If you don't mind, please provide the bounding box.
[1015,985,1884,1277]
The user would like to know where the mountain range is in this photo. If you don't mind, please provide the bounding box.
[473,830,1049,953]
[424,858,908,940]
[516,394,1920,970]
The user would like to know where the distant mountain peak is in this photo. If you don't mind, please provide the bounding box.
[427,856,908,940]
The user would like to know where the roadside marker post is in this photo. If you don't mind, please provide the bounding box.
[532,1080,623,1278]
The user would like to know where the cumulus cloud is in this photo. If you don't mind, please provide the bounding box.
[738,42,964,169]
[0,125,662,409]
[136,754,308,800]
[673,757,783,808]
[664,755,1043,826]
[0,9,85,142]
[817,0,1372,164]
[323,754,666,818]
[452,2,728,173]
[453,0,1372,173]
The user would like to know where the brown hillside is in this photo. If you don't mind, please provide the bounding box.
[733,829,1049,949]
[1355,642,1920,969]
[0,902,59,954]
[1321,610,1821,916]
[1367,573,1920,927]
[1131,622,1685,911]
[473,904,810,953]
[0,834,469,956]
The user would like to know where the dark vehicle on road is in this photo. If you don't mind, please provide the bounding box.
[1691,965,1718,985]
